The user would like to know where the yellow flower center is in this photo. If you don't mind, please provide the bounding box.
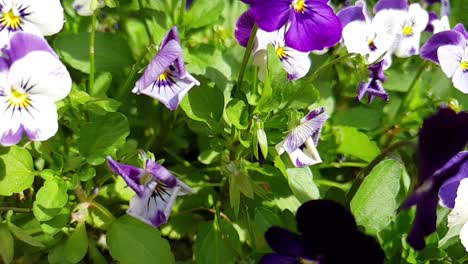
[154,181,169,197]
[293,0,306,13]
[276,46,287,59]
[460,61,468,72]
[1,10,21,30]
[403,25,413,36]
[158,71,170,82]
[8,87,30,108]
[298,258,318,264]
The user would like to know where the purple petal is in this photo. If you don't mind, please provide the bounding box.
[286,1,342,52]
[235,10,255,47]
[259,254,296,264]
[453,23,468,39]
[425,11,438,33]
[374,0,408,13]
[0,126,24,146]
[337,2,366,29]
[2,32,57,66]
[285,107,328,152]
[106,156,145,195]
[160,27,186,77]
[438,152,468,208]
[150,210,168,227]
[425,0,440,4]
[441,0,451,17]
[369,60,386,82]
[145,160,177,188]
[264,227,306,257]
[249,0,291,32]
[420,30,466,64]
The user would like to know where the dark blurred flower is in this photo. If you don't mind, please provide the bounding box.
[107,156,194,227]
[132,27,200,110]
[401,107,468,250]
[245,0,342,52]
[260,200,385,264]
[357,60,389,103]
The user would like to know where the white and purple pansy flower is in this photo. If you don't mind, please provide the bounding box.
[72,0,105,16]
[106,156,194,227]
[246,0,342,53]
[337,0,394,68]
[132,26,200,111]
[235,11,311,81]
[276,107,328,168]
[357,60,389,103]
[372,0,429,58]
[0,0,64,44]
[0,32,71,146]
[420,23,468,93]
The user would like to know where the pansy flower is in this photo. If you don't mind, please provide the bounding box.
[106,156,194,227]
[0,32,71,146]
[357,60,389,103]
[246,0,342,53]
[260,200,385,263]
[420,23,468,93]
[401,107,468,250]
[235,11,311,81]
[372,0,429,58]
[132,27,200,111]
[337,0,394,68]
[447,177,468,251]
[276,107,328,168]
[0,0,64,45]
[72,0,105,16]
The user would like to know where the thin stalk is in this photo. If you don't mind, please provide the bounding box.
[137,0,153,42]
[179,0,187,25]
[89,11,97,93]
[0,207,32,213]
[394,61,428,120]
[235,24,258,95]
[307,52,356,82]
[321,162,368,169]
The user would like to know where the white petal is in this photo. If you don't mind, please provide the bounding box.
[253,29,277,55]
[433,16,451,34]
[342,21,371,55]
[438,45,464,78]
[20,95,59,141]
[252,50,267,82]
[287,146,321,168]
[127,182,157,225]
[275,140,286,155]
[407,4,429,33]
[395,34,421,57]
[23,0,64,35]
[448,178,468,228]
[460,223,468,252]
[452,67,468,94]
[372,10,407,37]
[0,99,23,146]
[8,51,72,102]
[280,47,311,80]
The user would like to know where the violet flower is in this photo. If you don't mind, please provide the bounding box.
[276,107,328,167]
[260,200,385,264]
[106,156,194,227]
[401,107,468,250]
[447,176,468,251]
[0,32,71,146]
[357,60,389,103]
[246,0,342,53]
[132,27,200,110]
[420,23,468,94]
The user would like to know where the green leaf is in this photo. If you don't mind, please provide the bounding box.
[286,167,320,203]
[254,207,282,251]
[107,215,175,264]
[225,99,248,129]
[184,0,224,29]
[40,207,70,235]
[90,72,113,97]
[180,81,224,128]
[7,222,45,248]
[195,217,240,264]
[335,126,380,162]
[0,146,35,196]
[351,159,402,235]
[33,178,69,222]
[334,107,383,131]
[54,32,133,74]
[78,112,130,165]
[230,171,254,199]
[0,224,14,264]
[64,223,89,263]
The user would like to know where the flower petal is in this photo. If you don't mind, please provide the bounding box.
[249,0,290,32]
[160,27,186,77]
[452,66,468,94]
[438,152,468,208]
[395,34,421,57]
[3,32,58,65]
[337,2,366,29]
[19,95,59,142]
[259,253,296,264]
[106,156,145,195]
[235,10,255,47]
[341,20,371,55]
[437,45,464,78]
[374,0,408,13]
[407,4,429,33]
[421,30,466,64]
[145,159,177,188]
[0,101,23,146]
[279,47,311,80]
[448,178,468,228]
[264,227,306,257]
[24,0,65,36]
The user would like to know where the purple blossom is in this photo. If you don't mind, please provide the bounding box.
[401,107,468,250]
[357,60,389,103]
[106,156,194,227]
[246,0,342,52]
[260,200,385,263]
[132,27,200,110]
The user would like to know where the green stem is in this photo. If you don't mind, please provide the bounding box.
[307,52,356,82]
[179,0,186,25]
[235,24,258,95]
[394,61,428,120]
[0,207,32,213]
[315,180,352,190]
[89,11,97,93]
[90,201,116,223]
[321,162,367,169]
[137,0,153,43]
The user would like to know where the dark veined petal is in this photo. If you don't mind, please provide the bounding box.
[286,1,342,52]
[145,159,177,188]
[420,29,466,64]
[284,107,328,152]
[264,226,307,258]
[160,26,187,77]
[374,0,408,13]
[259,253,296,264]
[235,10,255,47]
[337,1,366,29]
[249,0,291,32]
[106,156,145,196]
[439,152,468,208]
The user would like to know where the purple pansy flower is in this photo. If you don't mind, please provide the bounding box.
[0,32,71,146]
[246,0,342,53]
[132,27,200,111]
[373,0,429,58]
[260,200,385,264]
[357,60,389,103]
[420,23,468,94]
[235,11,311,81]
[401,107,468,250]
[276,107,328,167]
[447,176,468,251]
[106,156,194,227]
